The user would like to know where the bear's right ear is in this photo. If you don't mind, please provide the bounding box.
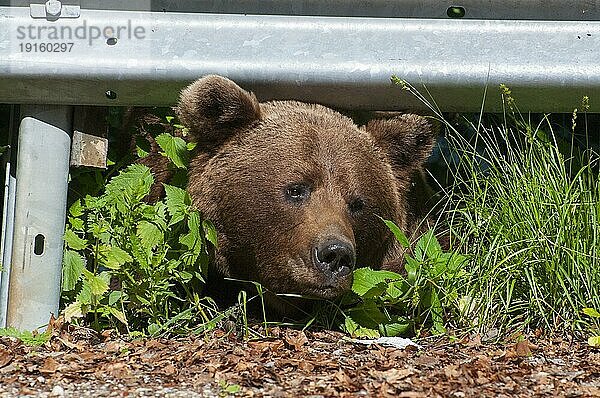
[176,75,262,145]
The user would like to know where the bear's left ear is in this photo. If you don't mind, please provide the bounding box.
[366,114,435,172]
[176,75,262,145]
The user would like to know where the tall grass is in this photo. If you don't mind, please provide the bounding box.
[394,77,600,337]
[447,119,599,336]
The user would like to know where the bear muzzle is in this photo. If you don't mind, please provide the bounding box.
[312,239,355,287]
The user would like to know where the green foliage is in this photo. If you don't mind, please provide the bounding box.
[61,160,217,334]
[61,114,255,337]
[394,78,600,338]
[155,133,195,169]
[0,327,51,347]
[447,112,599,336]
[342,223,468,338]
[218,380,241,396]
[582,308,600,347]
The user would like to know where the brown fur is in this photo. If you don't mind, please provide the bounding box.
[152,75,436,311]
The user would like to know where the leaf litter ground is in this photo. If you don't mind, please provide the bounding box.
[1,320,599,397]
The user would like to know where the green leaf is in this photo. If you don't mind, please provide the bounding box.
[588,336,600,347]
[177,270,193,282]
[62,250,86,291]
[424,289,446,335]
[343,316,380,339]
[105,164,153,203]
[68,217,85,231]
[90,276,109,296]
[155,133,189,169]
[108,307,128,326]
[137,221,163,250]
[108,290,123,306]
[385,279,411,301]
[223,384,241,394]
[148,323,161,335]
[63,301,83,322]
[0,328,51,347]
[69,200,84,217]
[164,184,190,223]
[378,217,410,248]
[404,256,420,285]
[180,211,203,256]
[129,234,150,268]
[378,319,411,337]
[136,146,149,158]
[203,220,218,248]
[415,230,442,262]
[352,267,403,297]
[346,300,390,329]
[100,246,133,270]
[583,308,600,318]
[77,282,92,305]
[64,229,88,250]
[83,270,109,296]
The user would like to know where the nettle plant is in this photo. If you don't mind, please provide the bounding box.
[342,220,469,338]
[62,130,218,335]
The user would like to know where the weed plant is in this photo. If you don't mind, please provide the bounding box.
[61,120,222,335]
[394,77,600,338]
[340,227,468,338]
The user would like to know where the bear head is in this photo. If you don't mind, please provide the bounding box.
[177,75,435,306]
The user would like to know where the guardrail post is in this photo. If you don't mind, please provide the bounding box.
[3,105,72,331]
[0,106,17,328]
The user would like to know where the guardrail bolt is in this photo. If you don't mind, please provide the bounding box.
[45,0,62,17]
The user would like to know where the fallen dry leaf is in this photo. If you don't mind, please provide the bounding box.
[514,340,533,357]
[466,333,482,347]
[104,340,126,354]
[162,363,177,376]
[444,364,461,379]
[298,360,315,373]
[284,330,309,351]
[0,348,13,368]
[145,339,167,350]
[377,367,414,384]
[39,357,60,374]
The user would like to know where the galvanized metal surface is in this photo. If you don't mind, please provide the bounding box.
[0,105,16,329]
[4,0,600,20]
[4,105,71,331]
[0,165,16,329]
[1,6,600,112]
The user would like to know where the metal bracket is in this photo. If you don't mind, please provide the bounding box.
[30,0,80,19]
[71,131,108,169]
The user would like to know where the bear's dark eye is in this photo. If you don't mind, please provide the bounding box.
[285,183,311,204]
[349,198,365,214]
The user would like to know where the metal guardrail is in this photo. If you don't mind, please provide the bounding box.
[1,1,600,330]
[4,0,600,20]
[1,2,600,112]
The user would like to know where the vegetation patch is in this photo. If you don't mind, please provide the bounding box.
[393,77,600,341]
[0,86,588,343]
[60,124,219,335]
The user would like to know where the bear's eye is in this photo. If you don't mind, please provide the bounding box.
[285,183,311,203]
[349,198,365,214]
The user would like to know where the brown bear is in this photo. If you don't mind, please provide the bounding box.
[144,75,437,313]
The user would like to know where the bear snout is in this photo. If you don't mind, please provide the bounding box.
[312,240,356,282]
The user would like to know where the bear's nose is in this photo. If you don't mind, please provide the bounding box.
[314,240,355,277]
